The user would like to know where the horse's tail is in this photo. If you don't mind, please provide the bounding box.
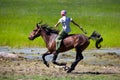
[89,31,103,49]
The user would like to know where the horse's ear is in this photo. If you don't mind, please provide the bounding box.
[36,23,39,28]
[36,21,42,28]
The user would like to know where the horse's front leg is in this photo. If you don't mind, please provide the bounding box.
[42,51,51,67]
[52,51,66,66]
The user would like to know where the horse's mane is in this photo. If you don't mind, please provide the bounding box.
[41,24,59,34]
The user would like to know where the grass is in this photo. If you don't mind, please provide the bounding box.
[0,74,120,80]
[0,0,120,48]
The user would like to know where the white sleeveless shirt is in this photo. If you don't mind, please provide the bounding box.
[58,16,72,33]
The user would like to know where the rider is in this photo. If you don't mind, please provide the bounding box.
[54,10,87,52]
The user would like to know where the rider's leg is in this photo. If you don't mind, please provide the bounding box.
[56,39,62,51]
[55,29,68,51]
[52,30,68,66]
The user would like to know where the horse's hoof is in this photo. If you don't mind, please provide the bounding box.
[67,68,74,73]
[67,70,71,73]
[45,63,49,67]
[67,70,72,73]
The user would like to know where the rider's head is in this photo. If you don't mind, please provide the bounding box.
[61,10,67,16]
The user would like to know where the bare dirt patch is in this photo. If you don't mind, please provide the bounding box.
[0,57,120,78]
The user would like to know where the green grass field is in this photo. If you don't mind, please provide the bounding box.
[0,74,120,80]
[0,0,120,48]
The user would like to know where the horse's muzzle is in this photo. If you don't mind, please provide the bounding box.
[28,37,34,40]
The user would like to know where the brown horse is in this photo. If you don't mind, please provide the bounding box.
[28,23,103,73]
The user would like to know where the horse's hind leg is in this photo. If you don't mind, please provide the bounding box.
[42,51,51,67]
[67,47,83,73]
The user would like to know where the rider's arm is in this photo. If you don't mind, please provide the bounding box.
[54,21,60,27]
[71,20,87,34]
[71,20,82,29]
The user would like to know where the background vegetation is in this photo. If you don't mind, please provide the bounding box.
[0,0,120,48]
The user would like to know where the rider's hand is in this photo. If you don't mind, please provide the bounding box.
[54,25,57,27]
[79,26,87,34]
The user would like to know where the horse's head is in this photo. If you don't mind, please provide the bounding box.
[28,23,41,40]
[29,22,59,40]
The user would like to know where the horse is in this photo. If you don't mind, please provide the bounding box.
[28,23,103,73]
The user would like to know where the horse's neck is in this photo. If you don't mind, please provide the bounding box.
[41,31,57,47]
[41,33,49,44]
